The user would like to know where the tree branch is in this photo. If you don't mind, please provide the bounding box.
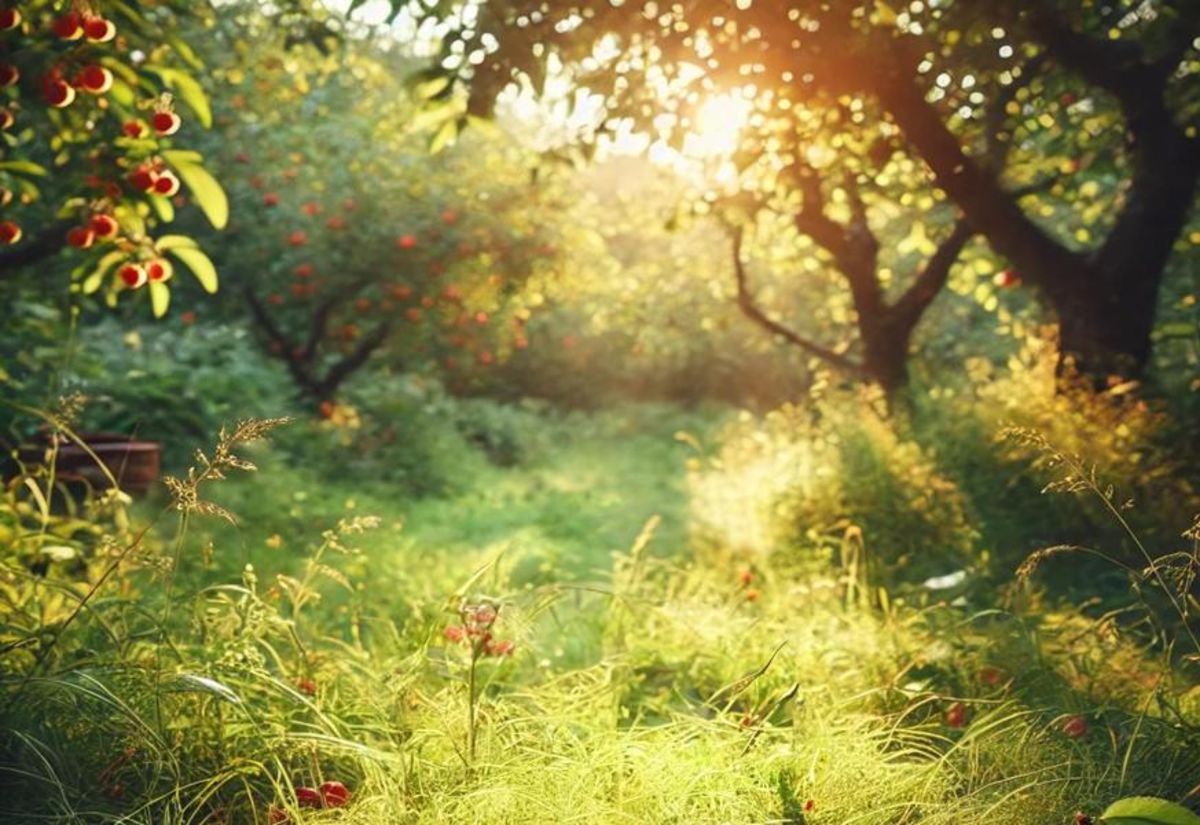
[314,321,393,399]
[730,226,864,378]
[889,218,974,334]
[243,286,322,398]
[302,279,367,362]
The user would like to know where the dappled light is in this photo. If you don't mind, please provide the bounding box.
[1,1,1199,824]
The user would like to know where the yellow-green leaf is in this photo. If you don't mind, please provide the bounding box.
[155,68,212,128]
[148,280,171,318]
[169,246,219,293]
[155,234,199,251]
[162,150,228,230]
[82,251,127,295]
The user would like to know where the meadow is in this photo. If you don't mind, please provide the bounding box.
[2,2,1200,823]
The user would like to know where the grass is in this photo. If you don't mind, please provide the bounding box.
[2,399,1198,823]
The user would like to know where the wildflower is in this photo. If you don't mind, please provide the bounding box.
[296,677,316,696]
[738,568,753,586]
[444,625,466,643]
[485,639,515,656]
[945,701,967,728]
[745,588,760,602]
[1062,715,1088,738]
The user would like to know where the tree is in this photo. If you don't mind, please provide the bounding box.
[367,0,1200,384]
[188,14,559,403]
[0,1,229,317]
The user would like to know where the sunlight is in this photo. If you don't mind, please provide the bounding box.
[686,93,752,158]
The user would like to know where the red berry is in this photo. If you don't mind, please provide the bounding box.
[0,109,13,130]
[397,234,417,249]
[0,63,18,87]
[118,263,147,288]
[319,781,351,808]
[0,8,21,30]
[129,165,158,191]
[301,201,321,216]
[993,269,1021,288]
[977,666,1004,686]
[294,264,314,278]
[146,259,173,282]
[153,171,181,197]
[123,120,147,138]
[294,786,322,809]
[90,214,119,238]
[52,11,83,40]
[180,310,196,325]
[945,701,968,728]
[1062,715,1088,738]
[83,16,115,42]
[263,192,281,207]
[287,230,307,247]
[326,215,346,230]
[66,226,96,249]
[152,110,181,136]
[442,285,462,302]
[404,308,422,324]
[474,311,489,326]
[0,220,22,244]
[296,677,317,696]
[805,800,816,813]
[444,625,465,642]
[441,209,457,224]
[78,65,113,94]
[477,351,494,366]
[43,78,76,108]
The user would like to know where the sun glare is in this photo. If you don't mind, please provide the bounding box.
[687,93,752,157]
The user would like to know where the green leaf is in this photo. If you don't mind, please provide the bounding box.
[1101,797,1200,825]
[162,150,228,230]
[0,160,48,176]
[81,251,127,295]
[148,194,175,223]
[153,68,212,128]
[168,245,219,293]
[148,280,170,318]
[154,234,199,251]
[429,118,459,155]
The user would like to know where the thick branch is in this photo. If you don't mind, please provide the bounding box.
[871,54,1087,302]
[889,218,973,335]
[730,227,864,379]
[302,279,368,362]
[313,321,393,399]
[243,287,322,398]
